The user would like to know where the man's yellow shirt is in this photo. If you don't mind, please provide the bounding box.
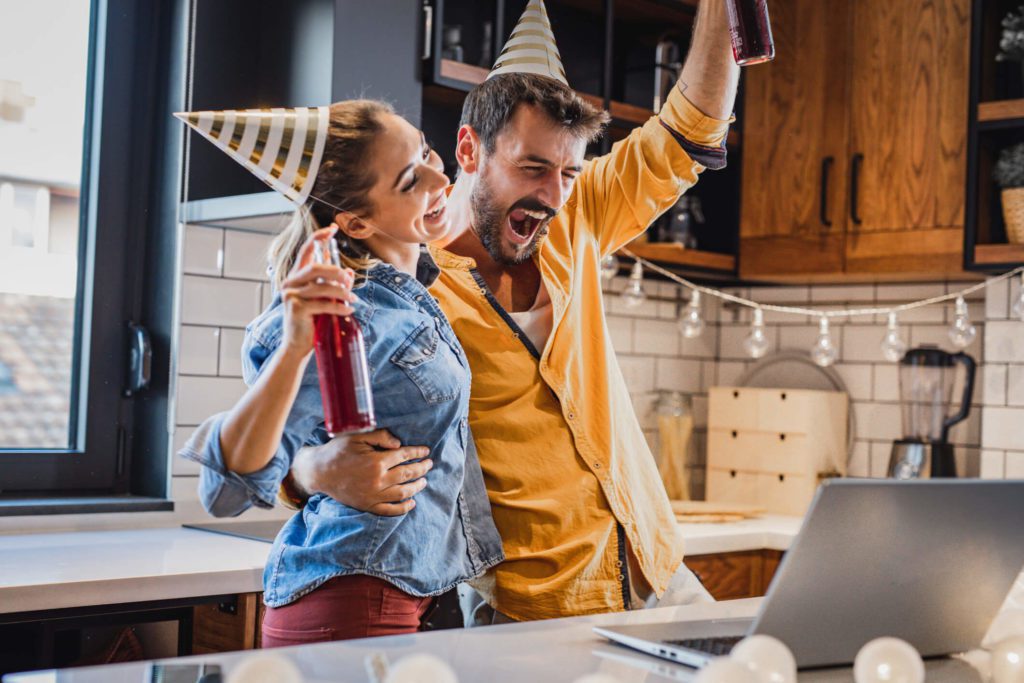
[428,86,732,621]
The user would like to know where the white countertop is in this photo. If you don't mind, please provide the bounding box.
[0,528,269,614]
[2,599,988,682]
[0,518,803,615]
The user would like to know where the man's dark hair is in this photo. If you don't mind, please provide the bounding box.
[460,73,610,153]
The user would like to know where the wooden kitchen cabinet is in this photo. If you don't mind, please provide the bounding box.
[192,593,262,654]
[684,549,784,601]
[740,0,971,281]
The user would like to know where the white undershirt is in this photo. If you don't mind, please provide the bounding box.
[508,279,553,353]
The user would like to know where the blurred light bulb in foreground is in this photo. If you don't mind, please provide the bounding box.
[853,637,924,683]
[621,261,646,309]
[385,654,458,683]
[949,296,977,349]
[600,253,620,281]
[731,634,797,683]
[679,290,705,339]
[992,635,1024,683]
[810,316,839,367]
[694,657,759,683]
[227,653,304,683]
[881,311,908,363]
[744,308,770,359]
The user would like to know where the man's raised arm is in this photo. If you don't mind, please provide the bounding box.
[678,0,741,123]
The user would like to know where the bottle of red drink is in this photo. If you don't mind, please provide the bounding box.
[725,0,775,66]
[312,238,376,436]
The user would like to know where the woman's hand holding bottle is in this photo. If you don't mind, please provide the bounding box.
[280,227,356,359]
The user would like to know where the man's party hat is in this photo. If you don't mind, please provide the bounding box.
[175,106,330,206]
[487,0,568,86]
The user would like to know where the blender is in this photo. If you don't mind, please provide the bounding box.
[888,346,976,479]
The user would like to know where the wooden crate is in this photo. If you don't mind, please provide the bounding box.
[706,387,848,515]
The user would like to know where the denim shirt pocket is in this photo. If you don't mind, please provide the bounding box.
[390,321,460,405]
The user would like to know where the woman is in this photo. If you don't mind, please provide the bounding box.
[178,100,503,646]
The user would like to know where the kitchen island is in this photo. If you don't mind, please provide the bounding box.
[1,597,991,682]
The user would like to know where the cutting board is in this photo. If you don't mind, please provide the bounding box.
[671,500,765,523]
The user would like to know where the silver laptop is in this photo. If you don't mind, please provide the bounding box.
[595,479,1024,669]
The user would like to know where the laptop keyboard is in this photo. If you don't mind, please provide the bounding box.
[662,636,744,657]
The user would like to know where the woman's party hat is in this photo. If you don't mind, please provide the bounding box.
[175,106,330,206]
[488,0,568,86]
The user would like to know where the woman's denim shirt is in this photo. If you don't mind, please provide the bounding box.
[179,250,504,606]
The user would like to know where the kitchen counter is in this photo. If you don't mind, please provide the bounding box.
[2,598,990,682]
[0,518,804,615]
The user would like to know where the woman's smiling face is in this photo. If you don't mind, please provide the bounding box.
[358,113,452,245]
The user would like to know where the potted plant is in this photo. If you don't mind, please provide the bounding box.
[997,4,1024,84]
[994,142,1024,244]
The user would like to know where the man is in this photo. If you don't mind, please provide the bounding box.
[287,0,739,622]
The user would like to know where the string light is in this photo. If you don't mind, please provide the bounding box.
[810,316,839,367]
[621,261,647,309]
[600,254,620,281]
[744,308,770,359]
[678,290,705,339]
[948,296,977,349]
[1013,272,1024,322]
[881,312,908,363]
[611,251,1023,363]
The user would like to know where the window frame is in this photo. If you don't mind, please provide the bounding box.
[0,0,186,505]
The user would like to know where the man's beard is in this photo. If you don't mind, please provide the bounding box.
[470,172,552,266]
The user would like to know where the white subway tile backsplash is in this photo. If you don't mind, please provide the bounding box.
[183,225,223,277]
[618,355,656,394]
[986,321,1024,363]
[219,328,246,378]
[983,364,1008,407]
[811,284,874,303]
[777,325,818,352]
[842,326,889,363]
[175,376,247,426]
[181,276,263,327]
[178,326,220,376]
[854,403,903,442]
[869,442,893,478]
[748,286,809,304]
[1008,365,1024,408]
[714,361,747,387]
[223,231,274,280]
[719,323,773,360]
[1006,452,1024,478]
[606,316,633,354]
[847,441,870,477]
[948,410,981,447]
[876,283,946,302]
[634,319,680,357]
[981,407,1024,451]
[692,395,708,429]
[980,450,1006,479]
[654,358,703,393]
[987,278,1010,320]
[836,364,874,402]
[679,326,717,359]
[261,283,275,311]
[871,364,899,402]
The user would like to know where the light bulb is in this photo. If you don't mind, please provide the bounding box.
[694,658,759,683]
[600,253,620,281]
[948,296,977,349]
[385,654,458,683]
[991,635,1024,683]
[743,308,770,359]
[227,653,304,683]
[731,635,797,683]
[881,312,908,363]
[621,261,646,309]
[678,290,705,339]
[1012,273,1024,322]
[810,316,839,367]
[853,637,924,683]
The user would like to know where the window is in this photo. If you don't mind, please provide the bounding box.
[0,0,184,507]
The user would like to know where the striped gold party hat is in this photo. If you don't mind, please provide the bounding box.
[175,106,330,206]
[488,0,568,86]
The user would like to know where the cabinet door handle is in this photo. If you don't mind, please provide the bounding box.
[819,156,834,228]
[422,2,433,60]
[850,152,864,226]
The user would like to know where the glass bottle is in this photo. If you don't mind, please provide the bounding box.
[441,25,464,63]
[312,238,376,436]
[725,0,775,66]
[655,391,694,501]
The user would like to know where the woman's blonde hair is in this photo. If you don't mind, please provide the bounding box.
[268,99,395,290]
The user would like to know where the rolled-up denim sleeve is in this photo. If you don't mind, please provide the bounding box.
[177,412,290,516]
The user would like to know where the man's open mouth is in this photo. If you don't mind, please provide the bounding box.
[506,208,549,246]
